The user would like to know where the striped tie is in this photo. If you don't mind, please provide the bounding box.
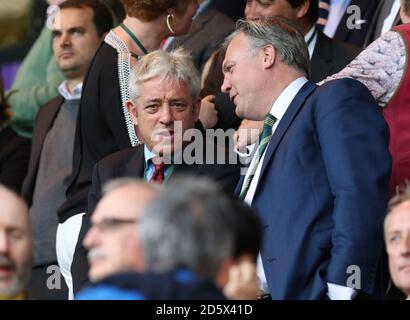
[317,0,330,31]
[239,113,277,200]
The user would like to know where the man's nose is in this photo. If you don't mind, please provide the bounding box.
[83,226,98,249]
[221,76,231,94]
[159,105,173,125]
[401,234,410,256]
[0,230,8,254]
[59,32,72,48]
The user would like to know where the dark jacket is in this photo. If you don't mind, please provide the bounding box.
[21,96,64,205]
[0,125,30,193]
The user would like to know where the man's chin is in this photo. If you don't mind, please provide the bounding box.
[0,276,23,298]
[152,142,176,156]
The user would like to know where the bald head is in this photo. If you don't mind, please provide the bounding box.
[84,178,160,282]
[0,185,32,299]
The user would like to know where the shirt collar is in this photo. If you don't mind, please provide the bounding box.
[304,26,317,59]
[193,0,212,19]
[58,81,83,100]
[269,76,308,122]
[144,145,158,167]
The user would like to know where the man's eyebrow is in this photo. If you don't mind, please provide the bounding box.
[67,26,86,32]
[168,98,188,102]
[6,226,25,233]
[51,26,85,33]
[222,61,228,73]
[51,29,62,35]
[143,98,161,104]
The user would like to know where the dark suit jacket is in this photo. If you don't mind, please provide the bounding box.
[71,140,240,294]
[364,0,401,47]
[88,142,240,213]
[0,125,30,194]
[310,30,361,82]
[333,0,381,48]
[167,5,235,72]
[236,79,391,299]
[22,96,64,205]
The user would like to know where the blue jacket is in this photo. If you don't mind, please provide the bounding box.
[238,78,391,299]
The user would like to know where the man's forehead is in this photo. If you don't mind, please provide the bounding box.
[93,187,155,221]
[388,203,410,229]
[223,34,250,67]
[139,78,192,100]
[0,191,28,229]
[52,7,93,30]
[0,211,28,231]
[141,77,187,91]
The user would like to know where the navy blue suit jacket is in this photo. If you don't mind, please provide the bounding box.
[238,78,391,299]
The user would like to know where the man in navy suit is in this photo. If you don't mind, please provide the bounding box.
[221,17,391,299]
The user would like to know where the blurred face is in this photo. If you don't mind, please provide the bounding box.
[172,0,199,35]
[84,185,156,282]
[222,33,270,121]
[245,0,297,20]
[52,7,103,80]
[385,201,410,296]
[128,77,200,156]
[0,190,32,299]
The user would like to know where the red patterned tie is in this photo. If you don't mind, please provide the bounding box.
[151,161,165,184]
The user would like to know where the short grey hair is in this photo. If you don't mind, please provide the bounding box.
[102,177,162,195]
[139,176,235,278]
[128,48,201,104]
[225,17,310,76]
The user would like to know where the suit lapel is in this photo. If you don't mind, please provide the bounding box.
[258,81,317,186]
[235,174,246,196]
[310,31,333,82]
[124,145,145,178]
[393,13,402,27]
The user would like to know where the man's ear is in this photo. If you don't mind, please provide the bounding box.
[127,100,138,126]
[193,98,201,120]
[295,0,310,20]
[261,45,276,69]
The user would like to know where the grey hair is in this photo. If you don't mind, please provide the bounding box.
[128,48,201,104]
[139,176,235,278]
[225,17,310,76]
[102,177,162,195]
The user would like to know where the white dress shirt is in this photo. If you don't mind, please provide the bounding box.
[324,0,351,38]
[381,0,401,35]
[58,81,83,101]
[304,26,318,59]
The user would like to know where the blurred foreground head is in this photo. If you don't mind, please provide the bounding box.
[0,185,32,300]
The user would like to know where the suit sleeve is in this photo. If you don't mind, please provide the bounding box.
[315,79,391,295]
[87,162,103,215]
[0,136,30,194]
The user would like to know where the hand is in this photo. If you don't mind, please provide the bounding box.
[199,95,218,129]
[234,120,263,154]
[223,260,259,300]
